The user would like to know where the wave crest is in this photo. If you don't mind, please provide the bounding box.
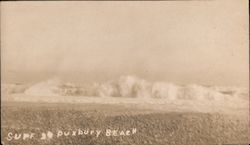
[23,75,248,102]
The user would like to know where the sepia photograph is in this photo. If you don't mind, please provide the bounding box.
[1,0,249,145]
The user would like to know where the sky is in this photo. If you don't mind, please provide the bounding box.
[1,0,249,86]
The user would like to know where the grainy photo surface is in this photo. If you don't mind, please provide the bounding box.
[1,0,249,145]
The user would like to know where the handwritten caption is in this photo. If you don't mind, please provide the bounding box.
[5,128,137,141]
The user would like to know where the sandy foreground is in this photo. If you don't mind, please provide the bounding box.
[1,96,249,145]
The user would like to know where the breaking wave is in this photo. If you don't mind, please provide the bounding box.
[23,75,248,102]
